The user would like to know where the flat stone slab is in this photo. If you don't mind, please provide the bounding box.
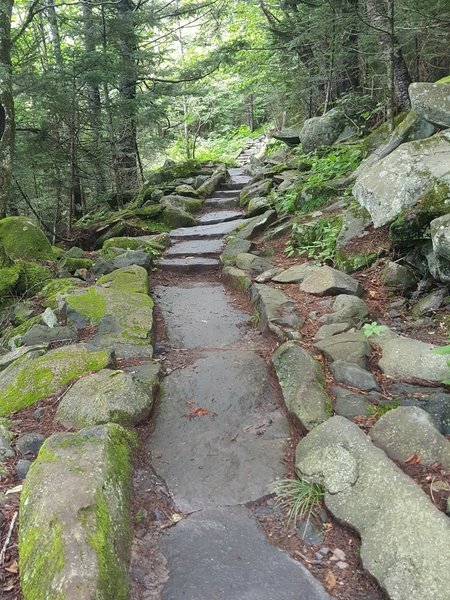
[170,219,246,240]
[154,284,249,348]
[161,506,332,600]
[214,190,241,199]
[150,351,289,511]
[204,197,239,209]
[197,210,242,225]
[158,257,220,273]
[165,239,224,257]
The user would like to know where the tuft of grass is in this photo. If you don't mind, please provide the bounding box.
[273,477,324,524]
[368,402,399,417]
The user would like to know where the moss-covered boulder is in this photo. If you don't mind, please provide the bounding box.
[299,108,348,153]
[40,278,85,310]
[0,265,21,300]
[97,265,148,295]
[354,131,450,228]
[65,285,154,354]
[102,235,166,254]
[0,344,113,416]
[162,205,196,228]
[0,217,53,265]
[160,194,202,214]
[239,179,272,207]
[56,365,160,428]
[19,424,134,600]
[15,262,53,295]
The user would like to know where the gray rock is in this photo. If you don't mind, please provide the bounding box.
[19,424,133,598]
[300,266,363,297]
[299,108,347,153]
[314,332,371,367]
[56,367,159,429]
[272,263,321,284]
[234,210,277,240]
[254,267,283,283]
[380,262,418,292]
[160,506,332,600]
[0,425,14,460]
[0,345,47,371]
[296,518,325,547]
[239,179,272,207]
[353,131,450,228]
[336,206,370,249]
[222,267,252,292]
[111,249,153,271]
[235,253,274,276]
[411,288,447,317]
[91,257,114,276]
[425,393,450,435]
[22,325,77,347]
[247,196,272,217]
[272,342,330,430]
[221,237,253,266]
[332,387,370,418]
[16,458,32,480]
[16,432,45,456]
[373,332,448,382]
[251,284,305,340]
[330,361,379,391]
[313,322,351,342]
[410,82,450,128]
[296,416,450,600]
[371,406,450,469]
[65,246,85,258]
[430,213,450,263]
[319,294,369,326]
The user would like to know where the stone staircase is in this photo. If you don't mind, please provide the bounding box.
[157,168,251,273]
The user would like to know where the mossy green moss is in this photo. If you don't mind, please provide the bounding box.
[0,264,21,300]
[437,75,450,84]
[103,237,148,252]
[0,217,53,262]
[1,314,42,346]
[389,182,450,246]
[65,287,107,322]
[15,262,53,295]
[40,278,83,309]
[19,519,65,600]
[63,257,94,273]
[97,265,148,295]
[0,346,111,416]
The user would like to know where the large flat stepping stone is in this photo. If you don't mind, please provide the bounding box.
[197,210,242,225]
[161,506,332,600]
[204,196,239,209]
[153,284,248,348]
[214,190,240,199]
[165,239,224,257]
[150,351,289,511]
[158,257,220,273]
[170,219,246,240]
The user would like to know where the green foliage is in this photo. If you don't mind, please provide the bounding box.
[274,477,324,524]
[275,146,363,215]
[368,402,400,417]
[286,218,342,262]
[362,322,389,337]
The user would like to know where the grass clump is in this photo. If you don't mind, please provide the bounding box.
[273,477,324,524]
[368,402,399,417]
[286,217,342,262]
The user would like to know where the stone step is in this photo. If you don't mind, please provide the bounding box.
[196,210,242,226]
[158,257,220,273]
[204,197,239,209]
[224,182,247,191]
[165,239,224,258]
[170,219,246,241]
[214,190,240,198]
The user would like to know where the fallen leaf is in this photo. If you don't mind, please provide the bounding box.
[405,453,421,465]
[5,485,23,496]
[431,480,450,492]
[324,570,337,592]
[171,513,183,524]
[188,407,209,417]
[5,561,18,574]
[1,580,14,592]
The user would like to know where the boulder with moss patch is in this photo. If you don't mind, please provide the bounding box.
[299,108,348,153]
[0,217,53,266]
[19,423,134,600]
[160,195,202,214]
[0,344,113,416]
[97,265,148,295]
[56,365,160,428]
[40,278,84,310]
[353,131,450,228]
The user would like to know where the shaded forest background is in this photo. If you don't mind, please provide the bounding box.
[0,0,449,233]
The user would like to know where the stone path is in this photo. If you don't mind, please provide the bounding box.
[133,168,332,599]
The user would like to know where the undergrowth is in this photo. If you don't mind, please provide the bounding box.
[274,477,324,524]
[286,217,342,262]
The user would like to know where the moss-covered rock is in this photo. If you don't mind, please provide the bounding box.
[161,195,202,214]
[40,278,85,310]
[0,265,21,300]
[19,423,134,600]
[0,217,53,265]
[15,262,53,295]
[56,366,160,428]
[0,344,113,416]
[102,236,164,254]
[1,315,43,347]
[97,265,148,295]
[162,205,196,228]
[62,257,94,273]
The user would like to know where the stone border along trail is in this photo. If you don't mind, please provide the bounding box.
[130,167,332,600]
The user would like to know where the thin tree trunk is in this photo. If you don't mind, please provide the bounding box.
[365,0,411,110]
[116,0,138,204]
[45,0,63,68]
[0,1,15,219]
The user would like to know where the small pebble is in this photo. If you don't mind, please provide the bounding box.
[336,561,350,570]
[332,548,346,561]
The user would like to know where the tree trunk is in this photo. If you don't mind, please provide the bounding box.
[45,0,63,69]
[0,1,15,219]
[365,0,411,110]
[116,0,138,205]
[341,0,361,93]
